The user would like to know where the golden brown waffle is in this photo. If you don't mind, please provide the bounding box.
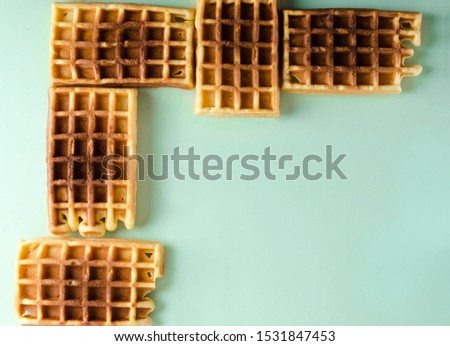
[50,3,195,89]
[195,0,280,117]
[47,87,137,237]
[16,238,164,326]
[282,9,422,94]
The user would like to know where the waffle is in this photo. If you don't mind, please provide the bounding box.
[50,3,195,89]
[16,238,164,326]
[47,87,137,237]
[282,9,422,94]
[195,0,280,117]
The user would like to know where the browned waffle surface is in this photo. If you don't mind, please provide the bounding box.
[16,238,164,326]
[50,3,195,89]
[195,0,280,117]
[283,9,422,94]
[47,87,137,237]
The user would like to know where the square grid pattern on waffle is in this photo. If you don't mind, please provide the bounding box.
[51,3,195,89]
[16,238,164,326]
[47,87,137,237]
[282,9,422,94]
[195,0,279,117]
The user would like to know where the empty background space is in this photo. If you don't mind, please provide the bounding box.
[0,0,449,325]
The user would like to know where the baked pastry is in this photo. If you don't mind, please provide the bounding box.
[47,87,137,237]
[282,9,422,93]
[50,3,195,89]
[16,238,164,326]
[195,0,280,117]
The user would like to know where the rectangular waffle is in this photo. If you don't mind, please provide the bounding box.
[16,238,164,326]
[47,87,137,237]
[282,9,422,94]
[50,3,195,89]
[195,0,280,117]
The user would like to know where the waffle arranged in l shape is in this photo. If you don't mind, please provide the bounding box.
[282,9,422,94]
[18,0,424,326]
[16,238,164,326]
[195,0,280,117]
[47,87,137,237]
[50,3,195,89]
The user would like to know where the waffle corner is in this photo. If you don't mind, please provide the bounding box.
[50,3,195,89]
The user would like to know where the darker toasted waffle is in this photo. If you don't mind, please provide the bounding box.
[195,0,280,117]
[47,87,137,237]
[283,9,422,94]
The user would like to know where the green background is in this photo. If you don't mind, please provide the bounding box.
[1,0,449,325]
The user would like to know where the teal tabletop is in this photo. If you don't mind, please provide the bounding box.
[1,0,449,325]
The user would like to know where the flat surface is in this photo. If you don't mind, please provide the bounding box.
[0,0,449,326]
